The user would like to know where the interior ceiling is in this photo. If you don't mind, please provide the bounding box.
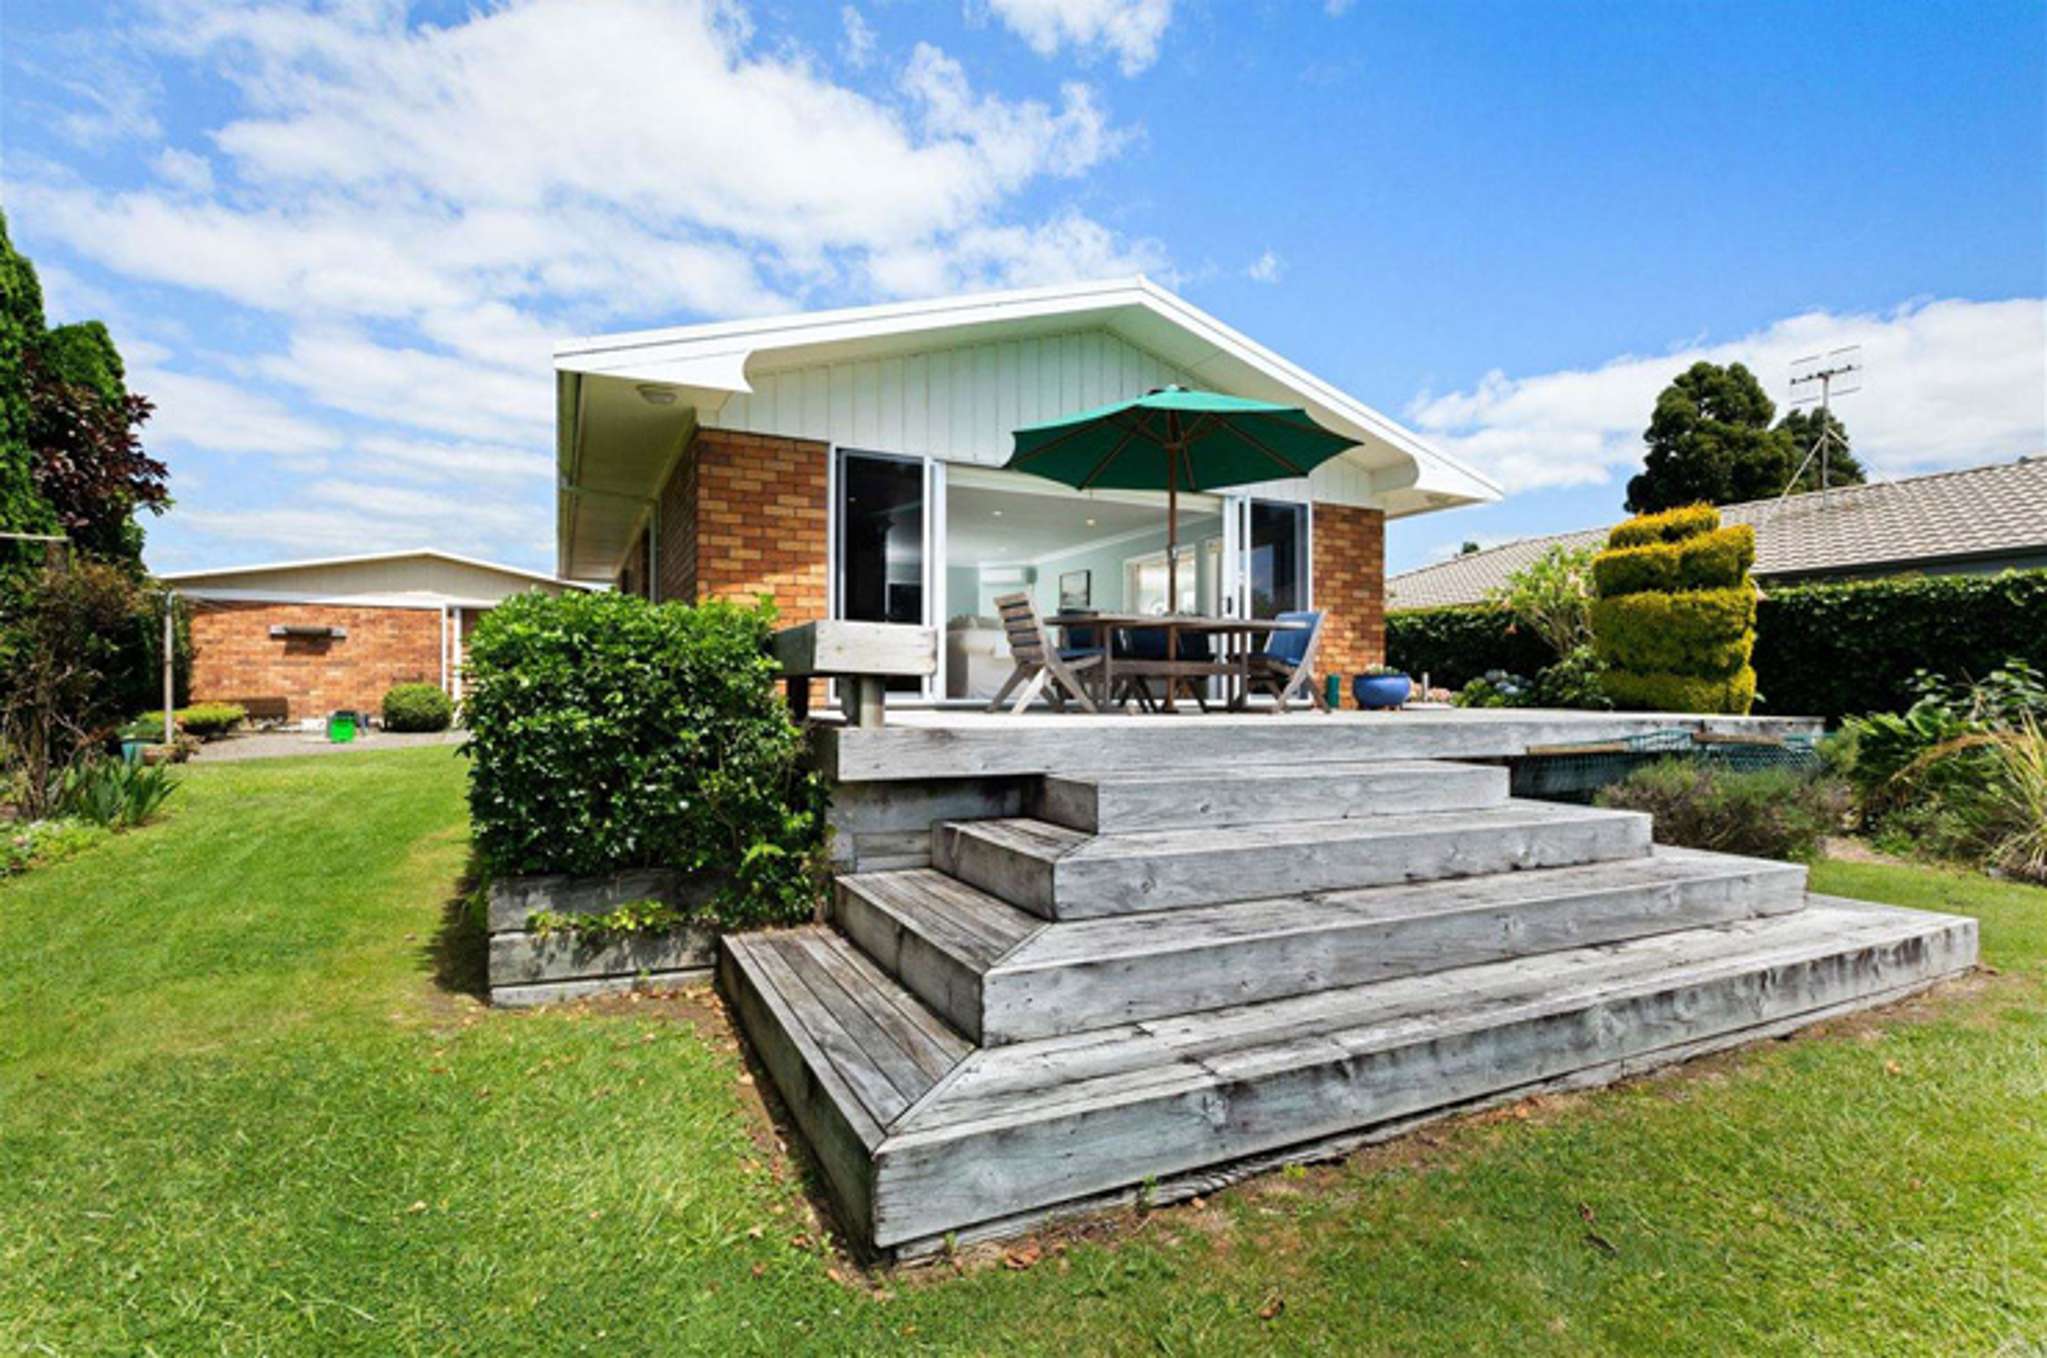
[946,482,1218,565]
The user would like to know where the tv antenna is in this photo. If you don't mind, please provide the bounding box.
[1781,346,1861,500]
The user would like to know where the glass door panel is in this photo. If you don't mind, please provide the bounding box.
[836,449,925,693]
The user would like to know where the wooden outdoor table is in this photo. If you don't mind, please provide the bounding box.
[1047,613,1309,713]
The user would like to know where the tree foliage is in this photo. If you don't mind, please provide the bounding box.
[0,211,165,575]
[1592,502,1757,715]
[1625,361,1865,515]
[1486,543,1596,660]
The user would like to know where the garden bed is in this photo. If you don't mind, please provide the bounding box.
[485,868,722,1007]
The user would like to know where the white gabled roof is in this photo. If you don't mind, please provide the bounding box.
[554,276,1502,580]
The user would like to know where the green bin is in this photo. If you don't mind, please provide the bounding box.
[326,712,357,743]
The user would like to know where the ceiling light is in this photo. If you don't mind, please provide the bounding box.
[990,509,1003,517]
[636,384,679,406]
[1085,517,1098,526]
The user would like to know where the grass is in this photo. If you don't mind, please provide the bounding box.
[2,748,2042,1355]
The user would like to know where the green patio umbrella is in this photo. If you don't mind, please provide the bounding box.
[1005,386,1360,615]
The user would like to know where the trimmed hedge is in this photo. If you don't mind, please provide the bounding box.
[1589,586,1756,676]
[1754,569,2047,723]
[1384,605,1555,690]
[382,682,453,732]
[1606,503,1722,549]
[1393,567,2047,724]
[462,591,824,929]
[1591,524,1754,597]
[1593,502,1756,715]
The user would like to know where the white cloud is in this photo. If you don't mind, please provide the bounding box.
[1323,0,1355,15]
[981,0,1173,76]
[354,435,554,485]
[841,5,877,68]
[1406,298,2047,494]
[1246,248,1283,284]
[134,366,343,460]
[152,147,214,194]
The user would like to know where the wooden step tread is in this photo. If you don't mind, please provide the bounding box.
[935,801,1654,919]
[865,900,1976,1247]
[723,928,969,1130]
[1035,759,1508,833]
[838,867,1041,970]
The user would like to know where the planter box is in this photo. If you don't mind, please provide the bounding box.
[486,868,723,1007]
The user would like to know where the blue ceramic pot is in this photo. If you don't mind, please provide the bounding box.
[1353,673,1412,710]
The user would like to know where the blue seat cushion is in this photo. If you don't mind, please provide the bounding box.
[1257,610,1321,666]
[1059,646,1105,662]
[1116,627,1210,661]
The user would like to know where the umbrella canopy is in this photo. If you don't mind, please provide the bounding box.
[1006,385,1359,616]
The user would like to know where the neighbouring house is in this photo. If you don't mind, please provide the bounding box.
[553,276,1500,706]
[1387,456,2047,609]
[164,550,584,720]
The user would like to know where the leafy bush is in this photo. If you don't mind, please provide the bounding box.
[462,591,825,929]
[0,561,153,818]
[58,757,178,828]
[122,703,247,741]
[1592,502,1756,715]
[1752,569,2047,723]
[1386,605,1554,690]
[1485,544,1596,660]
[382,683,453,733]
[1595,759,1847,861]
[1533,645,1612,710]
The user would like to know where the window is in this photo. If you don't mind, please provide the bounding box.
[1247,500,1308,618]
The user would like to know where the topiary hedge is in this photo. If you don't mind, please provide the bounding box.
[1385,604,1555,690]
[462,591,824,929]
[1592,502,1756,714]
[382,682,453,732]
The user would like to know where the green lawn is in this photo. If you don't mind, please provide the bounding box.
[4,748,2043,1355]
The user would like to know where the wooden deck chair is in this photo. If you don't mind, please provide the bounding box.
[987,593,1104,714]
[1242,610,1328,713]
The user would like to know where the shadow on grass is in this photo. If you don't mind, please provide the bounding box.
[426,848,489,1000]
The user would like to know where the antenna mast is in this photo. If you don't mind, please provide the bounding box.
[1783,346,1862,500]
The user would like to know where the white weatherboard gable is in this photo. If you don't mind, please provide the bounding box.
[556,276,1500,580]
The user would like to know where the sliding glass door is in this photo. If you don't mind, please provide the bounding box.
[835,449,928,694]
[1222,497,1311,620]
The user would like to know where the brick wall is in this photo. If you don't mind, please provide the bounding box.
[188,601,444,719]
[1312,503,1387,706]
[640,427,829,625]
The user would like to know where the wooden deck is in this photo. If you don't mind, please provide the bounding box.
[723,730,1973,1258]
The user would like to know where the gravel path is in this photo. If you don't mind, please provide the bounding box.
[188,729,464,762]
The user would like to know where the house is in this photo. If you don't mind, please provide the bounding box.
[164,549,583,720]
[553,276,1500,705]
[1387,457,2047,609]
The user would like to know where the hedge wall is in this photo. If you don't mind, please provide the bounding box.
[1752,569,2047,723]
[1392,568,2047,723]
[1385,604,1555,690]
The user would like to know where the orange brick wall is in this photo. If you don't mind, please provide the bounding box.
[188,601,444,719]
[631,427,830,627]
[1313,503,1387,706]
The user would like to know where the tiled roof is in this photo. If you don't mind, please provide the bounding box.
[1386,457,2047,609]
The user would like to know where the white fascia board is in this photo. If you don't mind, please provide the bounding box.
[175,587,514,610]
[162,548,584,591]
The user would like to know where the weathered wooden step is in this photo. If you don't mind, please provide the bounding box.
[864,899,1976,1250]
[933,800,1654,920]
[841,848,1810,1044]
[719,928,971,1235]
[1033,759,1508,833]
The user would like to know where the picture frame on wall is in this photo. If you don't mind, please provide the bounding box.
[1058,569,1091,610]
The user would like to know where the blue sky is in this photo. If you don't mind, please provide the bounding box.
[4,0,2043,577]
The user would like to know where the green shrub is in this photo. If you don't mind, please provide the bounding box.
[1534,645,1612,710]
[462,591,824,930]
[382,683,453,733]
[1454,670,1533,708]
[1593,504,1756,715]
[1752,569,2047,723]
[1595,759,1847,861]
[1605,503,1721,549]
[1386,605,1554,690]
[58,757,178,828]
[1485,544,1596,660]
[123,703,247,741]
